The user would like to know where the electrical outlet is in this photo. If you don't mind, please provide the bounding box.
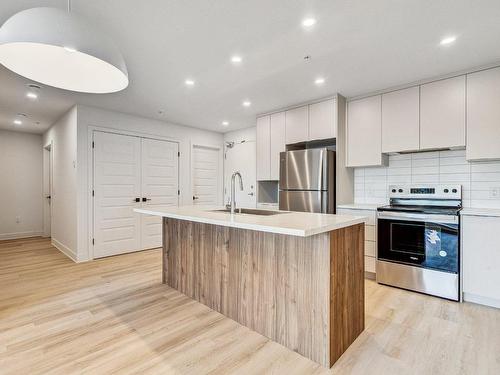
[490,187,500,198]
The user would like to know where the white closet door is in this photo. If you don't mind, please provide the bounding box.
[192,145,220,205]
[141,138,179,249]
[93,132,142,258]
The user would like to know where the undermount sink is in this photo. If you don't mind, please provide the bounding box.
[211,208,286,216]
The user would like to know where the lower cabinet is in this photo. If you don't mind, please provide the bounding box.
[337,208,377,274]
[461,214,500,308]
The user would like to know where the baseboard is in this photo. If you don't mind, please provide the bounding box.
[463,293,500,309]
[0,231,44,241]
[51,238,78,263]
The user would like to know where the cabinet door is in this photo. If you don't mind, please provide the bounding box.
[309,99,336,141]
[462,215,500,304]
[347,95,386,167]
[256,116,271,180]
[285,106,308,144]
[420,76,466,150]
[381,87,420,153]
[270,112,285,180]
[467,67,500,160]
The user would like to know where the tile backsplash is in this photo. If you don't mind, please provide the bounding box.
[353,150,500,208]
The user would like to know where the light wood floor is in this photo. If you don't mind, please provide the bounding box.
[1,237,499,375]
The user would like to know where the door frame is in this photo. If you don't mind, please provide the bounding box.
[190,142,224,206]
[43,141,53,237]
[88,127,181,260]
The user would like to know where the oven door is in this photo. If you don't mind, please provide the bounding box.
[377,211,459,273]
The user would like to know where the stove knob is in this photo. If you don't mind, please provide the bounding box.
[452,188,457,193]
[398,189,403,193]
[392,189,397,193]
[444,189,449,193]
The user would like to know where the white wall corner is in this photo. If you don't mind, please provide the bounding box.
[51,238,78,263]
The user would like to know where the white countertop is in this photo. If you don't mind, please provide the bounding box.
[134,206,368,237]
[337,203,382,211]
[460,207,500,218]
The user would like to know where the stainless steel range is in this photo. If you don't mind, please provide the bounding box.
[377,185,462,301]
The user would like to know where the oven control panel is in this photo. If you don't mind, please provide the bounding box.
[388,185,462,200]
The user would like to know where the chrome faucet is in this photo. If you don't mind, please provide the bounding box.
[229,171,244,214]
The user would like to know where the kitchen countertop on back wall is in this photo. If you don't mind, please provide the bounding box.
[337,203,382,211]
[460,207,500,217]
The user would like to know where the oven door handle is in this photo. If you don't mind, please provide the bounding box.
[377,211,459,224]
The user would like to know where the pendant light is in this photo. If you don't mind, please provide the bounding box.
[0,1,128,93]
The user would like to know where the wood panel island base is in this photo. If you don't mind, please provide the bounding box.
[136,207,367,368]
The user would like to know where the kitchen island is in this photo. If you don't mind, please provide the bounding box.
[135,206,367,367]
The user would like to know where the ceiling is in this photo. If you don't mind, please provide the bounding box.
[1,0,500,134]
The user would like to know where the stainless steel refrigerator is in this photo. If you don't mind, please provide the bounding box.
[279,149,335,213]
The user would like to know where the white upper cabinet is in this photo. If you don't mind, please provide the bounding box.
[381,86,420,153]
[285,106,308,144]
[270,112,286,180]
[420,76,466,150]
[256,115,271,180]
[466,67,500,161]
[309,99,336,141]
[347,95,387,167]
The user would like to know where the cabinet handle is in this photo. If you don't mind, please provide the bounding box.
[134,197,141,203]
[142,197,152,202]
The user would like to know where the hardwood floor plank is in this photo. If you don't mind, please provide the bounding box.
[0,237,499,374]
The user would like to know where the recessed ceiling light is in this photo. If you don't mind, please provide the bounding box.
[315,77,325,85]
[231,55,242,64]
[26,83,40,99]
[242,100,251,107]
[14,119,22,125]
[302,17,317,28]
[185,79,195,86]
[222,121,229,126]
[440,36,457,45]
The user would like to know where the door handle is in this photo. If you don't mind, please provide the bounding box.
[134,197,141,202]
[142,197,152,202]
[193,196,199,200]
[248,192,254,196]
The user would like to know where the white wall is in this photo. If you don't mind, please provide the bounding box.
[224,127,256,144]
[354,149,500,208]
[223,127,257,207]
[42,107,78,260]
[0,130,43,239]
[77,105,224,261]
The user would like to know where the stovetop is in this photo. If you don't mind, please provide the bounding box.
[377,204,462,216]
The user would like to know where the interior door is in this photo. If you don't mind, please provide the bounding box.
[93,131,142,258]
[141,138,179,249]
[224,141,256,208]
[43,144,52,237]
[192,145,220,205]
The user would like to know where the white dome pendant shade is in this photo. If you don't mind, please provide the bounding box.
[0,7,128,93]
